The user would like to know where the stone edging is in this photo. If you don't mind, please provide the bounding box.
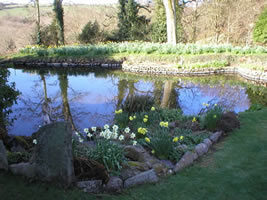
[122,64,267,83]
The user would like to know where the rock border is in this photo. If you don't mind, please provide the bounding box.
[122,64,267,83]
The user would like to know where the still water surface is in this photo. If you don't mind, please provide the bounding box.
[7,68,255,136]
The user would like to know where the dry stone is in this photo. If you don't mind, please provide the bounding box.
[106,176,123,193]
[174,151,198,172]
[195,143,209,156]
[76,180,103,193]
[124,169,159,188]
[210,131,223,143]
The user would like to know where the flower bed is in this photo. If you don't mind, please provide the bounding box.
[72,103,240,193]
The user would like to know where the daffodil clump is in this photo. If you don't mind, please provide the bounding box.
[160,121,168,128]
[83,124,137,146]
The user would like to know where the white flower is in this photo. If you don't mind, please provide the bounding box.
[133,140,137,146]
[75,131,79,136]
[124,127,130,134]
[118,135,124,141]
[130,133,136,139]
[87,133,93,138]
[112,132,118,140]
[33,139,37,145]
[79,138,84,143]
[83,128,89,133]
[112,125,119,131]
[91,127,97,132]
[104,124,109,130]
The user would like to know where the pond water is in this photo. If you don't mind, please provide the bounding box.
[6,67,267,136]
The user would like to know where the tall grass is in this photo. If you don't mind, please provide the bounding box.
[19,42,267,57]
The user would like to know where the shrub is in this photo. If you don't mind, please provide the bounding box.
[200,105,223,131]
[7,151,31,164]
[78,21,105,44]
[145,128,182,161]
[253,7,267,45]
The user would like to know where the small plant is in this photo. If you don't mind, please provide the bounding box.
[89,139,125,172]
[200,105,223,131]
[121,95,154,114]
[159,108,183,122]
[145,128,179,161]
[7,151,31,164]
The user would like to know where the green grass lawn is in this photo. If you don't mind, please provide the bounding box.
[1,109,267,200]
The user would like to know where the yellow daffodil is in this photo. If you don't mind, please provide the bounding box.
[129,116,134,121]
[192,117,197,123]
[143,118,148,123]
[173,137,179,142]
[213,115,217,118]
[133,115,136,119]
[151,150,155,154]
[115,109,123,114]
[144,115,148,118]
[145,137,150,143]
[138,127,148,135]
[160,121,168,128]
[180,136,184,140]
[151,107,155,111]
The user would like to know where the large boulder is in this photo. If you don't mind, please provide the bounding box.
[0,140,8,171]
[31,122,75,186]
[106,176,123,193]
[217,112,240,132]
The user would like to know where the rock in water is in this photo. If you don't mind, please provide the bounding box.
[32,122,75,186]
[0,140,8,171]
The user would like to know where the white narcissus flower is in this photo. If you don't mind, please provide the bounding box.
[104,124,109,130]
[112,125,119,131]
[100,131,105,137]
[84,128,89,133]
[133,140,137,146]
[124,127,130,134]
[130,133,136,139]
[79,138,84,143]
[91,127,97,132]
[118,135,124,141]
[87,133,93,138]
[33,139,37,145]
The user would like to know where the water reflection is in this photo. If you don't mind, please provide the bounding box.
[6,68,267,136]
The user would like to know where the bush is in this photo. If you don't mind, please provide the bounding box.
[7,151,31,164]
[200,105,223,131]
[78,21,107,44]
[145,128,183,161]
[253,7,267,45]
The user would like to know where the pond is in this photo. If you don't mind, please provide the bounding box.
[6,67,267,136]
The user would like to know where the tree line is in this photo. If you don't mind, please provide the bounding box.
[34,0,266,46]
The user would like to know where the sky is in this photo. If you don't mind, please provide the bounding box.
[0,0,119,5]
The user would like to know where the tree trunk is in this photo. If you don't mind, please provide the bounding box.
[35,0,41,44]
[163,0,177,44]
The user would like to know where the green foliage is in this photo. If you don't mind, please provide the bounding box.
[89,140,125,171]
[78,21,108,44]
[114,112,129,128]
[53,0,64,45]
[253,7,267,45]
[146,128,181,161]
[32,23,59,47]
[200,105,223,131]
[246,104,264,112]
[158,108,183,122]
[116,0,150,41]
[7,151,31,165]
[0,69,20,128]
